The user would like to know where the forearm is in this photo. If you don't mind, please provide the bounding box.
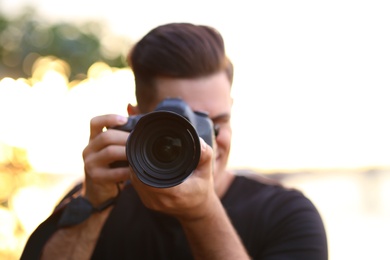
[180,199,250,260]
[41,206,112,260]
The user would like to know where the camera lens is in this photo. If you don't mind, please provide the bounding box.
[152,135,182,163]
[126,111,201,188]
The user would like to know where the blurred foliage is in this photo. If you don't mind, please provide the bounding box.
[0,7,131,81]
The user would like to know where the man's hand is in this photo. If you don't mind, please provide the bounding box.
[82,114,131,206]
[129,137,217,221]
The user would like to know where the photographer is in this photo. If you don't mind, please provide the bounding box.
[22,23,328,260]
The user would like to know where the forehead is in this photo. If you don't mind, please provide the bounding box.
[153,72,232,117]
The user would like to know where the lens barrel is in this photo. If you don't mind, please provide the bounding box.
[126,111,201,188]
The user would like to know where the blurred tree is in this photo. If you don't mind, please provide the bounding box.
[0,7,131,81]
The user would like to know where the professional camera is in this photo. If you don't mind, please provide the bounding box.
[112,98,214,188]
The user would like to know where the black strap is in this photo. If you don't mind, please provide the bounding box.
[57,195,117,227]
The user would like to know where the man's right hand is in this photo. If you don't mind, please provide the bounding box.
[82,114,131,207]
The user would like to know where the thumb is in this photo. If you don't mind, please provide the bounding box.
[196,137,214,172]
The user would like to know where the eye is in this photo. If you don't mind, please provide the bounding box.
[214,124,220,137]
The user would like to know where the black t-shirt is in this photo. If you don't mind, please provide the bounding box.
[22,173,328,260]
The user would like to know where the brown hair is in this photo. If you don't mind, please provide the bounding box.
[127,23,233,112]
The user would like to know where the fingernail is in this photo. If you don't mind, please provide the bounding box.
[117,115,128,124]
[200,138,206,149]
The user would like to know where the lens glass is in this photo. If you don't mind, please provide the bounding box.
[152,135,182,163]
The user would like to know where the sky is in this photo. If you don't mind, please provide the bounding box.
[1,0,390,171]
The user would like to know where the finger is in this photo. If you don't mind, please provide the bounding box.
[198,138,213,166]
[85,144,128,168]
[84,129,130,157]
[194,138,214,175]
[86,166,131,186]
[89,114,128,140]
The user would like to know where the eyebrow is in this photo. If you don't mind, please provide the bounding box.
[210,113,231,122]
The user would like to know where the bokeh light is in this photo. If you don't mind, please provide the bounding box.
[0,56,136,259]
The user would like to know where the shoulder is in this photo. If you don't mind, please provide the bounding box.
[226,170,306,205]
[226,169,326,237]
[225,170,328,259]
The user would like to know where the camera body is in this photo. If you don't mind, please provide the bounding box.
[113,98,214,188]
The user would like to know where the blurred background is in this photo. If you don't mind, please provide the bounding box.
[0,0,389,259]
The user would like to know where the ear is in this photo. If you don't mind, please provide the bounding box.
[127,103,140,116]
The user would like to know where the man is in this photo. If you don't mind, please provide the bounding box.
[22,23,328,259]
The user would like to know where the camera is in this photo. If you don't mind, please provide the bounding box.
[112,98,214,188]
